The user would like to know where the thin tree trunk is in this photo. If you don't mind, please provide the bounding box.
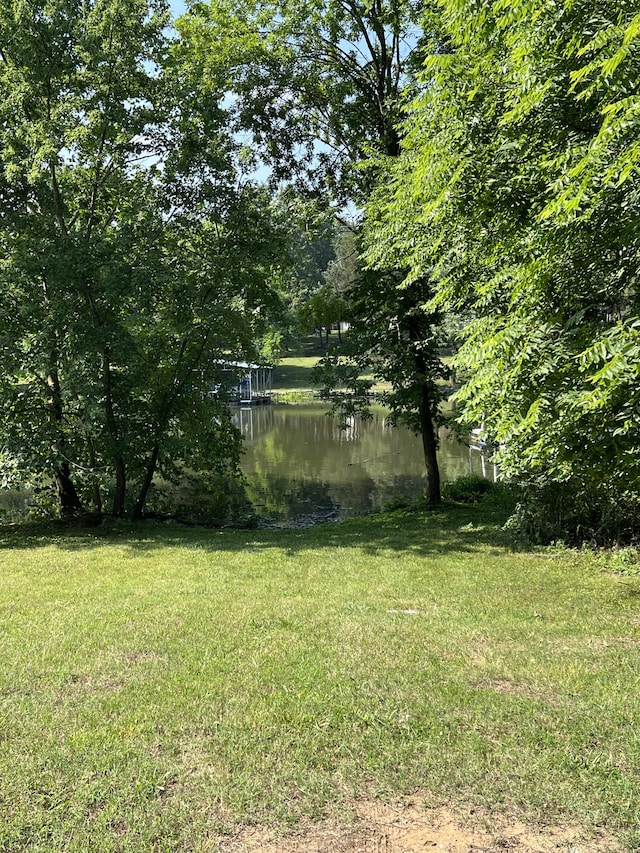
[101,345,127,516]
[86,440,103,515]
[129,340,192,521]
[92,483,103,515]
[406,314,442,505]
[47,369,83,516]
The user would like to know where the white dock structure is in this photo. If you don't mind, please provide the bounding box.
[219,361,272,405]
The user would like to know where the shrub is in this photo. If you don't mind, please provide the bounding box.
[444,474,496,504]
[145,473,256,527]
[384,494,410,511]
[505,479,640,547]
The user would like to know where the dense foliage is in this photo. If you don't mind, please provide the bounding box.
[2,0,638,535]
[366,0,640,540]
[0,0,289,518]
[178,0,421,203]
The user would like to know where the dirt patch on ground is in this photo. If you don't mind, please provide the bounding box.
[218,799,622,852]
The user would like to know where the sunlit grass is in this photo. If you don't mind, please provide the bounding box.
[272,355,320,393]
[273,350,393,395]
[272,334,454,398]
[1,507,639,850]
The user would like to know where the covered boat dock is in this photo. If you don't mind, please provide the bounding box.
[219,361,272,405]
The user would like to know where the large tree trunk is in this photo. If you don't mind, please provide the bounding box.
[112,456,127,517]
[419,382,441,505]
[132,444,159,521]
[54,462,83,516]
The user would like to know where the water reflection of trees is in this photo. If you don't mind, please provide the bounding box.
[237,404,499,524]
[244,476,339,523]
[241,407,376,521]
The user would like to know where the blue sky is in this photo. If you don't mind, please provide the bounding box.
[169,0,187,19]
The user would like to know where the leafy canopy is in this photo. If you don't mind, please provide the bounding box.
[0,0,291,517]
[368,0,640,510]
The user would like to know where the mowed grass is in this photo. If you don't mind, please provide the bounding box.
[1,507,640,851]
[272,336,326,394]
[272,353,392,396]
[272,355,320,393]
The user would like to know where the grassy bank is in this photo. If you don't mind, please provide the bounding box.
[271,336,448,401]
[271,336,326,398]
[1,506,639,850]
[272,335,391,400]
[271,354,320,400]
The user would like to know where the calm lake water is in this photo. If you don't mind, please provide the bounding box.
[0,403,496,525]
[234,403,497,526]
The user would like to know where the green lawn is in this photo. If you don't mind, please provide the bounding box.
[272,350,392,397]
[271,336,451,398]
[272,355,321,394]
[272,335,337,396]
[1,506,639,851]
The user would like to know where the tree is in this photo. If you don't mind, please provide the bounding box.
[322,227,358,343]
[314,252,448,504]
[295,283,345,346]
[0,0,289,518]
[178,0,421,204]
[278,199,337,346]
[180,0,449,503]
[367,0,640,538]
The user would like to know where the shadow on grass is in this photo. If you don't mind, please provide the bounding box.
[0,503,518,557]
